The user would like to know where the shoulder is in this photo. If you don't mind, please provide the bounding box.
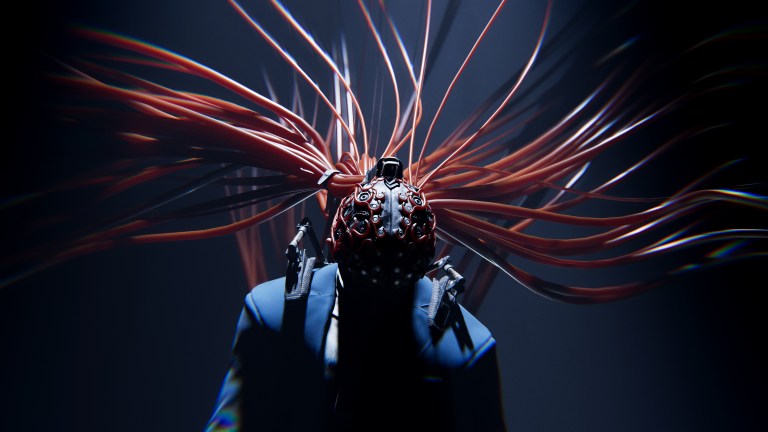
[242,263,337,331]
[412,277,497,370]
[239,265,497,369]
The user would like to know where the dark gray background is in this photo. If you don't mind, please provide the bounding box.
[2,1,766,430]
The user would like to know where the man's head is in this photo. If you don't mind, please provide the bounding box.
[330,158,436,291]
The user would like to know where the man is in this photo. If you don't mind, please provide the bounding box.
[206,158,507,431]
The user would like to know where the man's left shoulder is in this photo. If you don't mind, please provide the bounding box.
[411,278,497,369]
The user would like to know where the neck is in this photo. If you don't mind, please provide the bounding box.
[335,271,419,364]
[330,270,425,423]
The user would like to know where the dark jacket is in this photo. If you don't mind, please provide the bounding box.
[206,263,506,431]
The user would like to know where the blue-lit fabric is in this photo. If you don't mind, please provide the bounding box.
[205,264,505,432]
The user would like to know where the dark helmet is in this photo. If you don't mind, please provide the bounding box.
[330,158,436,290]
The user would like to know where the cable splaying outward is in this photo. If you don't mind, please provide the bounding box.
[2,0,766,314]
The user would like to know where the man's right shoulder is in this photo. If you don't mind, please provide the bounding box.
[243,263,338,331]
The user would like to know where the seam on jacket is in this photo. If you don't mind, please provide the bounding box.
[464,335,495,369]
[246,291,265,327]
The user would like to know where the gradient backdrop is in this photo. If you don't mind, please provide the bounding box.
[2,0,766,431]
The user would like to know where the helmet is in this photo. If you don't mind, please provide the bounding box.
[330,158,436,290]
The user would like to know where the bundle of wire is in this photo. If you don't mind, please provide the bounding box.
[4,0,766,315]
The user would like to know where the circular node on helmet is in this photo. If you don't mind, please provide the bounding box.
[330,160,436,290]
